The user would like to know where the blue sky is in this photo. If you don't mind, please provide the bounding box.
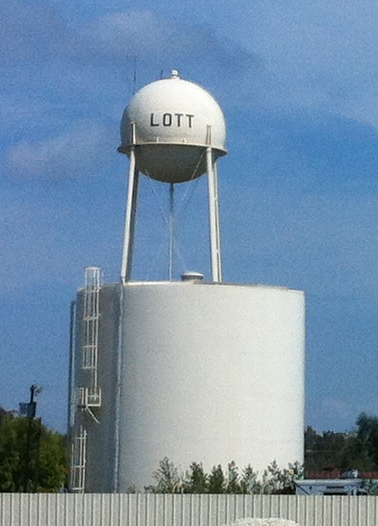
[2,0,378,434]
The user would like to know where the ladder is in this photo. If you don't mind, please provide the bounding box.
[79,267,102,408]
[70,426,87,492]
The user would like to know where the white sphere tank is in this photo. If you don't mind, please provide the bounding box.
[118,71,227,183]
[73,281,305,492]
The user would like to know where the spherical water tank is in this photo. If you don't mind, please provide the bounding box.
[118,71,227,183]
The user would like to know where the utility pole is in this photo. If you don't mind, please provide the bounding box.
[20,384,42,492]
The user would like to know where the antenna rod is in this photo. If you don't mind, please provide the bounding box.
[133,57,137,94]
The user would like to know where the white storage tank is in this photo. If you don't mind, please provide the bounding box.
[70,280,305,492]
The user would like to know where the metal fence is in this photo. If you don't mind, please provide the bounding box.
[1,493,378,526]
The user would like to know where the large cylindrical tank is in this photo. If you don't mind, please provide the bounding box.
[72,281,305,492]
[118,71,227,183]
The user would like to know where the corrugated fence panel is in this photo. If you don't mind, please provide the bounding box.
[2,494,378,526]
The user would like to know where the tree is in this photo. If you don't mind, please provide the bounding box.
[240,465,260,494]
[0,409,67,492]
[185,462,208,493]
[147,458,301,495]
[38,427,67,492]
[356,413,378,469]
[304,415,378,474]
[0,406,10,426]
[208,464,225,493]
[145,457,184,493]
[304,427,350,472]
[261,461,302,495]
[225,461,242,494]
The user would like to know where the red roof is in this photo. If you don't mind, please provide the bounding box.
[307,470,378,480]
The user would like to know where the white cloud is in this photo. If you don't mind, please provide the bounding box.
[220,179,378,298]
[3,0,378,129]
[77,11,171,59]
[0,1,67,64]
[4,120,114,179]
[224,0,378,125]
[70,9,259,77]
[0,3,258,74]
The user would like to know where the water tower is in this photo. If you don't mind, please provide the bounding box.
[118,69,226,283]
[68,72,305,493]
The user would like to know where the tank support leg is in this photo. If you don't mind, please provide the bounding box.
[168,183,175,281]
[121,146,139,283]
[206,146,222,282]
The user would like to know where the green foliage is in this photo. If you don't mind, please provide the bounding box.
[356,413,378,468]
[240,464,260,494]
[147,413,378,495]
[146,458,301,494]
[186,462,208,493]
[0,406,10,427]
[0,409,67,492]
[262,460,303,494]
[145,457,184,493]
[305,413,378,473]
[305,427,349,471]
[0,412,23,491]
[226,461,241,494]
[38,428,67,492]
[361,479,378,495]
[208,464,225,493]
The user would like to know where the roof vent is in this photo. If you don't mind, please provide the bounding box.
[181,271,204,282]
